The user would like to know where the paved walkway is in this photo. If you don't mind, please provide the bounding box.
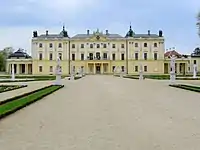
[0,76,200,150]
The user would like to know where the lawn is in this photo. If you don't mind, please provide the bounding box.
[169,84,200,92]
[0,85,27,93]
[0,85,64,119]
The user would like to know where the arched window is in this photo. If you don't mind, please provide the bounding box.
[90,44,93,48]
[58,43,62,48]
[49,43,53,48]
[39,43,42,48]
[144,43,147,47]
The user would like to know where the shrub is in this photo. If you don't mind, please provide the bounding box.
[169,84,200,92]
[0,85,27,93]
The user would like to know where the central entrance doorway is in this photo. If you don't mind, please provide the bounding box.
[95,63,101,74]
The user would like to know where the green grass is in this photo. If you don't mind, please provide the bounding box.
[0,85,63,118]
[0,85,27,93]
[169,84,200,92]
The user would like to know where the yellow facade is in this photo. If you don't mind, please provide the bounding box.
[6,26,200,75]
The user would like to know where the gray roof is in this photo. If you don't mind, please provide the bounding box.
[133,34,159,38]
[71,34,124,39]
[37,34,67,39]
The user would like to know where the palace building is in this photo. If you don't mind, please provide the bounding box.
[6,26,200,75]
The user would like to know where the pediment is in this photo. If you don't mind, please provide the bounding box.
[89,34,107,41]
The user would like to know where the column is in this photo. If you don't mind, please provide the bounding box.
[93,64,95,74]
[25,64,28,74]
[17,64,20,74]
[177,63,180,74]
[101,63,103,74]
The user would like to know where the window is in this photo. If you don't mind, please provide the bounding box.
[97,44,100,48]
[121,66,124,71]
[39,43,42,48]
[39,66,42,72]
[58,43,62,48]
[49,43,53,48]
[135,43,138,47]
[89,53,93,60]
[135,53,138,60]
[144,53,147,60]
[103,53,107,59]
[81,44,84,48]
[112,53,115,60]
[72,44,75,48]
[58,53,62,60]
[81,53,84,60]
[103,44,107,48]
[144,43,147,47]
[154,43,157,47]
[135,66,138,72]
[49,66,53,72]
[194,60,197,64]
[49,53,53,60]
[112,44,115,48]
[112,66,115,72]
[121,44,124,48]
[154,53,157,60]
[60,66,62,72]
[144,66,147,72]
[121,53,125,60]
[39,53,42,60]
[90,44,93,48]
[72,54,75,61]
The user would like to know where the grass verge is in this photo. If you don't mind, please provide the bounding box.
[169,84,200,92]
[0,75,69,83]
[0,84,64,120]
[0,85,27,93]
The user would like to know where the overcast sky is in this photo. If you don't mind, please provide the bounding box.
[0,0,200,55]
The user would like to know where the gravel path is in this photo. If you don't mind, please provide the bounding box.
[0,76,200,150]
[0,81,55,101]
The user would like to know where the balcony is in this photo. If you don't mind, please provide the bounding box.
[86,56,110,61]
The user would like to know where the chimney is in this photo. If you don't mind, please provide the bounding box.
[33,31,38,37]
[106,30,109,35]
[159,30,163,37]
[46,30,48,36]
[87,30,89,35]
[148,30,150,35]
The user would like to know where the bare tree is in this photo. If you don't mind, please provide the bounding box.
[197,11,200,37]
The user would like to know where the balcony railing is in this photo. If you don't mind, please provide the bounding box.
[86,57,110,60]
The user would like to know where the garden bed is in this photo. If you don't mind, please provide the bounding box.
[144,75,200,80]
[0,75,69,83]
[169,84,200,92]
[0,84,64,120]
[0,85,27,93]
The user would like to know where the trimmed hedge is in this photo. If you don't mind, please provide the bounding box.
[169,84,200,92]
[0,85,27,93]
[0,75,69,83]
[144,75,200,80]
[0,84,64,120]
